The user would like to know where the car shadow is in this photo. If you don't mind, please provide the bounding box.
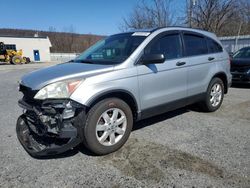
[132,107,189,131]
[34,107,191,160]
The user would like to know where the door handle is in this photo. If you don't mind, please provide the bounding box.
[208,57,215,61]
[176,61,186,66]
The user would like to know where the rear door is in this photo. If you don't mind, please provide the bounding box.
[137,31,188,115]
[182,32,212,98]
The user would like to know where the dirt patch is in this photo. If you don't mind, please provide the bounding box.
[99,138,250,186]
[100,138,224,183]
[101,139,165,183]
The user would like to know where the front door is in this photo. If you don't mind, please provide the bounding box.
[137,32,188,117]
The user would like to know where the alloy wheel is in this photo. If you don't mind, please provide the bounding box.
[210,83,222,107]
[95,108,127,146]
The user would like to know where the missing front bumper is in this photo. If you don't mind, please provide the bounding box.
[16,99,86,157]
[16,115,81,157]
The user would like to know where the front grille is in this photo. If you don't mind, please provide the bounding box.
[19,84,39,104]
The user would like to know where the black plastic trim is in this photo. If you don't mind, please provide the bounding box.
[139,93,206,120]
[86,89,139,112]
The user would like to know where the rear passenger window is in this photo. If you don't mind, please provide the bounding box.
[183,34,208,56]
[207,38,223,53]
[145,34,182,60]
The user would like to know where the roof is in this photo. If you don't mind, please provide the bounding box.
[127,26,213,34]
[0,35,48,39]
[0,35,52,47]
[119,26,218,43]
[154,27,217,41]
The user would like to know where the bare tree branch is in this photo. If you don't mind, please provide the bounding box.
[187,0,245,36]
[120,0,175,31]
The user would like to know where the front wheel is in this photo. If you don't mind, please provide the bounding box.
[11,55,23,64]
[200,77,224,112]
[83,98,133,155]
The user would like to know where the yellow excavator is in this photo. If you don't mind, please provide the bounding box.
[0,42,30,64]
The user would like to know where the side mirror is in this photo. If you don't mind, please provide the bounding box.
[140,54,165,65]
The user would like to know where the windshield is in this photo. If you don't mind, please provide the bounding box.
[233,48,250,59]
[74,33,147,64]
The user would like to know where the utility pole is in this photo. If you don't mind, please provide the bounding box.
[188,0,197,28]
[235,22,242,52]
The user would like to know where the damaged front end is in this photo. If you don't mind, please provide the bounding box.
[17,84,85,157]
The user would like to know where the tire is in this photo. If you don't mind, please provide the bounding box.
[11,55,22,64]
[83,98,133,155]
[200,77,224,112]
[23,57,31,64]
[22,57,27,64]
[25,57,31,64]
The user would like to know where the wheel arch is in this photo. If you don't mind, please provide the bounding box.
[86,89,139,120]
[211,72,228,94]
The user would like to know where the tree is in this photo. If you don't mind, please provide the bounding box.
[185,0,250,36]
[63,25,76,52]
[0,28,104,53]
[189,0,238,35]
[120,0,175,31]
[238,0,250,35]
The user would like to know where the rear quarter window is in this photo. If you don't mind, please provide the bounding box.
[206,38,223,53]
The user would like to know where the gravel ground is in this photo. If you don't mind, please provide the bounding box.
[0,64,249,188]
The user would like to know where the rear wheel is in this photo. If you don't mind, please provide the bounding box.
[200,77,224,112]
[25,57,31,64]
[22,57,27,64]
[83,98,133,155]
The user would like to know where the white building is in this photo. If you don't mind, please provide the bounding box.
[0,35,52,62]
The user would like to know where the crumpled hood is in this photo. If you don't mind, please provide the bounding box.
[21,62,114,90]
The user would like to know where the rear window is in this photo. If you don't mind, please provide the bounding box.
[207,38,223,53]
[183,34,208,56]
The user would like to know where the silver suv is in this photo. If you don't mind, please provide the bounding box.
[17,27,232,157]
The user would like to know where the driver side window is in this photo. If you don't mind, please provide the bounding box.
[145,34,182,60]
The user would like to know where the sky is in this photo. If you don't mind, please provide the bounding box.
[0,0,184,35]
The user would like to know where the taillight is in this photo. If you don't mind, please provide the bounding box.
[228,59,231,69]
